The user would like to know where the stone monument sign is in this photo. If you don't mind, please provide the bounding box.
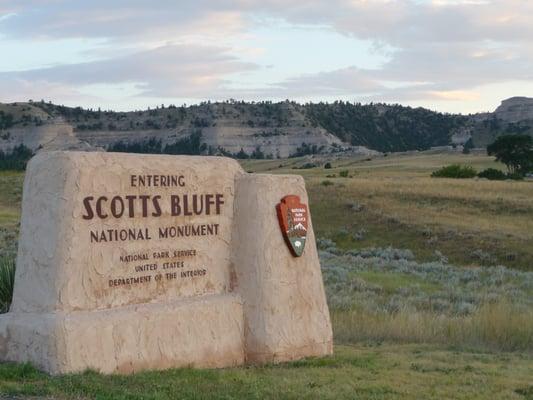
[0,151,332,374]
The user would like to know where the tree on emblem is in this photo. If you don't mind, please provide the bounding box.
[276,195,308,257]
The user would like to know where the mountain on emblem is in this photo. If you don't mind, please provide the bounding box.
[276,195,309,257]
[293,223,307,231]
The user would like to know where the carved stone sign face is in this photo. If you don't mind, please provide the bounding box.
[9,152,242,313]
[276,195,308,257]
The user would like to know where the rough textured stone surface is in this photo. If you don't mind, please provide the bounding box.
[231,174,333,363]
[0,295,244,374]
[495,97,533,123]
[0,118,74,152]
[0,151,332,374]
[11,152,243,313]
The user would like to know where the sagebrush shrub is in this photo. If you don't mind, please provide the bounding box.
[318,238,533,316]
[318,238,533,351]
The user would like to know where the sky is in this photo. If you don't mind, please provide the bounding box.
[0,0,532,114]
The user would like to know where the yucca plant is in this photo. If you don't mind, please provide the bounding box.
[0,257,16,313]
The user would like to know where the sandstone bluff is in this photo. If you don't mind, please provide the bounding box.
[2,98,532,158]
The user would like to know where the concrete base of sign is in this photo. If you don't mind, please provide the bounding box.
[0,294,244,374]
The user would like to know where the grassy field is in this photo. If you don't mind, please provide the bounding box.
[1,345,532,399]
[0,152,532,399]
[321,243,533,352]
[242,152,533,270]
[245,152,533,356]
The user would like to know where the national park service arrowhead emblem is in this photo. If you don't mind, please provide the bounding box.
[276,195,308,257]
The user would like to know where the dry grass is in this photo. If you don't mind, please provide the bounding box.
[309,176,533,240]
[244,152,533,269]
[332,302,533,353]
[246,153,533,356]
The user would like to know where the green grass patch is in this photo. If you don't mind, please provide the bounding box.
[1,345,533,399]
[0,209,19,225]
[355,271,441,295]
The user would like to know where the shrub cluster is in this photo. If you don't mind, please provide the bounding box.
[0,257,15,313]
[293,163,317,170]
[0,110,15,129]
[318,240,533,315]
[431,164,477,178]
[289,142,324,157]
[0,144,33,171]
[431,164,526,180]
[477,168,507,180]
[109,132,206,155]
[317,238,533,351]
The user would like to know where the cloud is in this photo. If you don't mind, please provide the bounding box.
[264,38,533,105]
[428,90,480,101]
[0,44,258,99]
[0,1,248,42]
[0,79,89,104]
[0,0,531,110]
[250,0,533,104]
[262,0,533,44]
[260,67,383,98]
[5,1,531,44]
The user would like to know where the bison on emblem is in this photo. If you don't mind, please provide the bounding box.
[276,195,309,257]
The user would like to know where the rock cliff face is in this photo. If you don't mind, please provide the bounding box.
[0,119,100,153]
[75,125,345,158]
[0,118,70,149]
[468,97,533,147]
[0,101,349,157]
[1,98,532,156]
[494,97,533,123]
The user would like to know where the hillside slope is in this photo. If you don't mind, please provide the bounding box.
[0,101,349,157]
[1,98,532,157]
[306,102,467,152]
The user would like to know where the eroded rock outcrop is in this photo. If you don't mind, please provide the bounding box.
[494,97,533,123]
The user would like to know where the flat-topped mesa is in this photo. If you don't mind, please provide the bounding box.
[0,151,332,374]
[494,97,533,123]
